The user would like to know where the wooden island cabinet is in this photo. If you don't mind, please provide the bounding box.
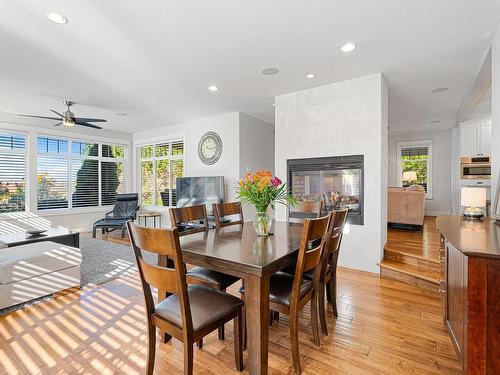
[436,216,500,375]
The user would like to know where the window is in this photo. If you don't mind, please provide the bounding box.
[397,140,433,199]
[0,133,26,213]
[37,136,126,210]
[139,140,184,206]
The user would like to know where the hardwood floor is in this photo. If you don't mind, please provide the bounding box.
[380,217,442,291]
[0,229,461,375]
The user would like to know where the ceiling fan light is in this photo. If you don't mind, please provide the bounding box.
[63,118,75,127]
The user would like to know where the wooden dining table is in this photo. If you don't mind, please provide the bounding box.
[157,221,302,375]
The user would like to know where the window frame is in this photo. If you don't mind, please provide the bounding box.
[36,135,128,211]
[138,139,184,207]
[0,131,28,214]
[396,140,433,199]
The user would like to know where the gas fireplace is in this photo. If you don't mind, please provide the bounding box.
[287,155,364,225]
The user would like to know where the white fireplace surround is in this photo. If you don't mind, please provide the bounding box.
[275,73,388,273]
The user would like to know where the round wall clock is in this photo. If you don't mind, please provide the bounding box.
[198,131,223,165]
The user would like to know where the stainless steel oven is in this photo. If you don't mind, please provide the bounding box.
[460,157,491,179]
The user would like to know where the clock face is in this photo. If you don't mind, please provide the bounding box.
[201,137,217,159]
[198,132,222,164]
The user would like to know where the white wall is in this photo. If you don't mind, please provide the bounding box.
[275,73,388,273]
[492,24,500,212]
[238,113,275,220]
[388,129,452,216]
[134,112,240,200]
[0,122,132,232]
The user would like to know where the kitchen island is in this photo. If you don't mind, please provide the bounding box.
[436,215,500,375]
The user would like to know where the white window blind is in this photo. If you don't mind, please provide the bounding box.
[37,136,127,210]
[138,140,184,206]
[0,133,26,213]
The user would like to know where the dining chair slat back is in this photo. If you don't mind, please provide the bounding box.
[295,215,331,280]
[213,202,244,228]
[127,223,192,336]
[169,204,209,236]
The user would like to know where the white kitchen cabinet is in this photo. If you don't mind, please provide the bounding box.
[479,123,491,156]
[459,122,491,157]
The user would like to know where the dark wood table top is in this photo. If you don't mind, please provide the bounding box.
[179,222,302,276]
[436,215,500,259]
[0,226,78,246]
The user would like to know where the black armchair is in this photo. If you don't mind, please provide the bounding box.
[92,193,139,238]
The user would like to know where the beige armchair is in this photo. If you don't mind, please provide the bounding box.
[387,186,425,227]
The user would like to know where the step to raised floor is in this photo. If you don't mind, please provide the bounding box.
[378,259,440,292]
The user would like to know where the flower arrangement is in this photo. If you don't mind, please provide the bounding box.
[237,170,296,236]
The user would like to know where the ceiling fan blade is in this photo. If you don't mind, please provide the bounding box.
[18,114,61,121]
[73,117,107,123]
[53,122,63,127]
[76,122,102,129]
[50,109,64,117]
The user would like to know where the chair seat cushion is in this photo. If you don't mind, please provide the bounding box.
[269,272,313,306]
[186,266,239,289]
[239,271,312,307]
[154,285,243,332]
[0,241,82,284]
[303,264,332,280]
[281,263,332,280]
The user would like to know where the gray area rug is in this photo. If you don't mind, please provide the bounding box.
[0,237,155,316]
[80,237,155,286]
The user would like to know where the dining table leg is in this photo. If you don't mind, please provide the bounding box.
[244,273,270,375]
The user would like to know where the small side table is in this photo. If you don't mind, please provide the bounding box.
[138,211,162,228]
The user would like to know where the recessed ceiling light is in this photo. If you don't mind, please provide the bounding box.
[340,43,356,52]
[47,12,68,24]
[432,87,449,93]
[262,67,279,75]
[306,73,315,79]
[429,119,441,124]
[208,85,218,92]
[116,112,128,117]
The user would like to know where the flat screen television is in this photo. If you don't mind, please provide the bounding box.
[176,176,224,214]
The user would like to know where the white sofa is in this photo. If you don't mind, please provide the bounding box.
[0,241,82,309]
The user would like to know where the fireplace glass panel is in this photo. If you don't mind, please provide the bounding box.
[288,155,364,225]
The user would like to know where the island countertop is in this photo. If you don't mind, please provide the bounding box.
[436,215,500,259]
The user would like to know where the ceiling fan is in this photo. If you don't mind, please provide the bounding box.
[18,100,107,129]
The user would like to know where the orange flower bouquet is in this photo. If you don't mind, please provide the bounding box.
[237,170,296,236]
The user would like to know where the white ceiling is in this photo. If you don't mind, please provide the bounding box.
[0,0,499,134]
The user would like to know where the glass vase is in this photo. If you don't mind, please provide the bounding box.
[253,211,273,237]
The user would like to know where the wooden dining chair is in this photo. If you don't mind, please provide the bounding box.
[169,204,240,342]
[300,209,348,337]
[127,223,244,375]
[240,214,331,374]
[169,204,210,236]
[321,209,348,325]
[289,200,324,223]
[212,202,244,229]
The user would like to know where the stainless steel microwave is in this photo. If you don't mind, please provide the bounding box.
[460,156,491,179]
